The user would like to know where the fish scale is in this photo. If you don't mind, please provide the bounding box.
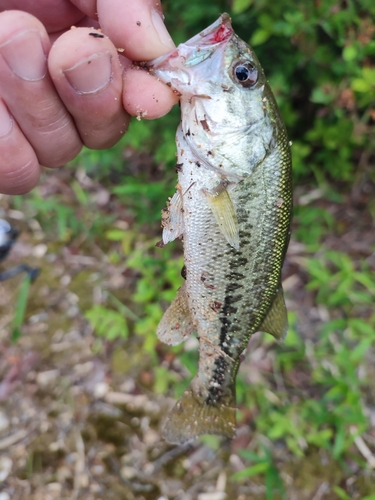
[149,13,293,443]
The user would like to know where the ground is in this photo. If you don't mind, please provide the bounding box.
[0,158,374,500]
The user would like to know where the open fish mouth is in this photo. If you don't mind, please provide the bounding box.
[147,13,234,76]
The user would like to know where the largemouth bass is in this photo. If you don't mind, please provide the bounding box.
[149,13,292,444]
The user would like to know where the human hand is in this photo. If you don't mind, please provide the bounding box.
[0,0,178,195]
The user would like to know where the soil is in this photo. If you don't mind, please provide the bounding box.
[0,165,374,500]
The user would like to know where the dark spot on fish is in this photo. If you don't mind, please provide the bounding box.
[227,271,245,281]
[166,82,172,87]
[136,21,141,26]
[175,163,183,172]
[206,356,228,405]
[239,230,251,239]
[207,150,213,156]
[225,282,243,294]
[181,265,187,279]
[200,119,210,132]
[89,32,104,38]
[196,161,201,167]
[221,83,233,93]
[209,301,222,312]
[201,274,215,289]
[186,129,191,136]
[236,257,248,267]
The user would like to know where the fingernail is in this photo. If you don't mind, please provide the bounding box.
[0,100,13,137]
[151,9,175,49]
[63,52,112,94]
[0,30,47,81]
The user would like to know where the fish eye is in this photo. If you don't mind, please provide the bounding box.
[233,62,258,87]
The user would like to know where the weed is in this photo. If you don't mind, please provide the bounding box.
[233,446,286,500]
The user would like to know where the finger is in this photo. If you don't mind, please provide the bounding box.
[49,27,130,149]
[123,69,179,120]
[69,0,97,20]
[97,0,175,61]
[48,16,101,45]
[0,99,41,195]
[0,0,86,33]
[97,0,178,118]
[0,11,82,168]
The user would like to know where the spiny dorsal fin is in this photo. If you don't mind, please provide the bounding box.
[203,188,239,249]
[157,283,195,345]
[162,190,184,245]
[259,285,288,340]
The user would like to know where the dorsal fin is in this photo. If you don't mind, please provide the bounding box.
[157,283,195,345]
[203,188,239,249]
[259,285,288,340]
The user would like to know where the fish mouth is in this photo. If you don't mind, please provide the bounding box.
[148,13,233,74]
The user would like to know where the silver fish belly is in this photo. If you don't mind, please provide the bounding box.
[150,13,293,444]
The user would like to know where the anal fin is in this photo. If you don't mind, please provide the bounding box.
[259,285,288,340]
[203,187,239,249]
[157,283,195,345]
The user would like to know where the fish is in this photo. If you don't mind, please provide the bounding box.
[148,13,293,444]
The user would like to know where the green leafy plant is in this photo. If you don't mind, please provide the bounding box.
[233,446,286,500]
[11,274,33,342]
[85,305,129,340]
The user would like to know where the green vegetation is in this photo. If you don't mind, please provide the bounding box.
[5,0,375,498]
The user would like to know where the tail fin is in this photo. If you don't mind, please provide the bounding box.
[162,376,236,444]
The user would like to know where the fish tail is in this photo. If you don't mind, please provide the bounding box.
[162,376,236,444]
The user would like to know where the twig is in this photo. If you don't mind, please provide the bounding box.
[146,442,194,474]
[311,481,329,500]
[350,426,375,469]
[0,428,28,450]
[72,431,86,500]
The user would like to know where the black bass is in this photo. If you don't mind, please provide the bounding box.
[149,13,292,444]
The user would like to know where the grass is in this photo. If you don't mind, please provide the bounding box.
[5,143,375,498]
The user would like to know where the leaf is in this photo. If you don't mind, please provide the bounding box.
[342,45,357,61]
[11,275,32,342]
[250,29,271,46]
[351,78,371,93]
[232,0,252,14]
[333,486,351,500]
[239,450,267,462]
[232,462,269,480]
[85,305,129,340]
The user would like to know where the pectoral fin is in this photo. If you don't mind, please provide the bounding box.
[157,283,195,345]
[259,286,288,340]
[203,188,239,249]
[162,190,184,245]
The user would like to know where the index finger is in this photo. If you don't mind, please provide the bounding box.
[97,0,178,119]
[97,0,175,61]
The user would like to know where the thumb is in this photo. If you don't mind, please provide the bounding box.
[97,0,175,61]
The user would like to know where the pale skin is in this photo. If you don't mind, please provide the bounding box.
[0,0,179,195]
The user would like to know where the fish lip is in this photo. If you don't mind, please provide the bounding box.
[147,13,233,72]
[187,12,233,47]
